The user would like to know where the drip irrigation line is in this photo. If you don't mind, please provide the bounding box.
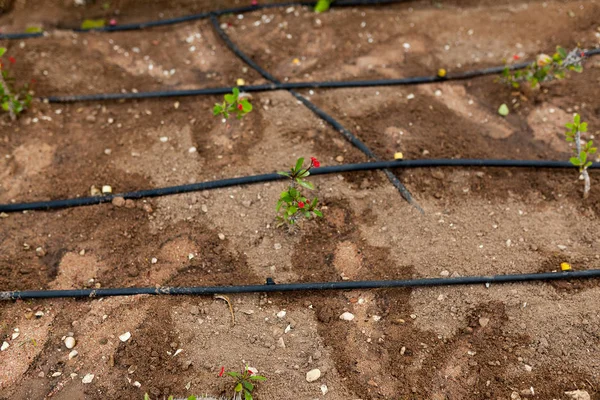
[2,269,599,300]
[1,159,596,213]
[42,48,600,104]
[209,13,421,211]
[0,0,408,40]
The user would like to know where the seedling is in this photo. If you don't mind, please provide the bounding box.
[0,47,33,120]
[566,114,596,199]
[222,365,266,400]
[276,157,323,227]
[81,19,106,30]
[500,46,585,88]
[315,0,332,12]
[213,87,252,120]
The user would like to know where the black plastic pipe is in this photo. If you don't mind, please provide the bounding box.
[41,47,600,103]
[0,159,596,213]
[2,269,599,300]
[208,13,422,211]
[0,0,408,40]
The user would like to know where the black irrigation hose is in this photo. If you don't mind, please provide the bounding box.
[1,159,597,213]
[43,48,600,103]
[0,0,407,40]
[209,14,422,212]
[2,269,600,300]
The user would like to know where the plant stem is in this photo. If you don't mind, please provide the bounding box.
[583,169,590,199]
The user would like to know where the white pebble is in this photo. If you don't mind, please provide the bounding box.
[339,312,355,321]
[321,385,328,395]
[69,350,79,360]
[11,332,20,340]
[188,146,197,153]
[1,341,9,351]
[218,233,226,240]
[119,332,131,342]
[82,373,95,384]
[64,337,76,349]
[52,372,62,377]
[306,368,321,382]
[407,93,415,100]
[159,136,168,142]
[277,311,287,319]
[151,258,158,264]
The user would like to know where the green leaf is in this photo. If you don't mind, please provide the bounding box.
[498,104,509,117]
[580,122,587,132]
[557,46,567,59]
[235,382,243,392]
[168,396,174,400]
[296,179,314,190]
[585,161,593,168]
[313,209,323,217]
[304,211,311,218]
[241,99,252,113]
[298,170,310,178]
[589,147,597,155]
[574,114,581,124]
[294,157,305,173]
[573,64,583,73]
[242,381,254,392]
[232,87,240,98]
[144,394,151,400]
[581,152,588,164]
[277,171,291,178]
[187,396,197,400]
[224,94,236,104]
[213,104,223,115]
[1,101,9,111]
[25,26,42,33]
[314,0,331,12]
[280,192,292,202]
[81,19,106,30]
[276,199,283,212]
[249,375,267,381]
[244,391,253,400]
[570,157,582,166]
[228,371,242,378]
[0,47,6,57]
[311,197,318,208]
[287,206,298,215]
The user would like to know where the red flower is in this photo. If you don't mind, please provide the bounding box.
[218,366,225,377]
[310,157,320,168]
[247,369,254,375]
[109,19,117,26]
[237,104,243,111]
[512,55,520,60]
[298,201,305,209]
[8,56,15,64]
[251,0,258,5]
[581,52,586,57]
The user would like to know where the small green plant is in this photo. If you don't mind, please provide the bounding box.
[500,46,585,88]
[81,19,106,30]
[566,114,596,199]
[314,0,332,12]
[213,87,252,120]
[222,365,266,400]
[0,47,33,120]
[276,157,323,227]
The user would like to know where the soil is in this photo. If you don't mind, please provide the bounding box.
[1,0,600,399]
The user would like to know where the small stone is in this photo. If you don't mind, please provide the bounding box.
[306,368,321,382]
[119,332,131,342]
[479,317,490,328]
[218,233,225,240]
[407,93,415,100]
[440,270,450,277]
[277,337,286,348]
[557,245,567,251]
[565,390,591,400]
[151,258,158,264]
[524,364,532,372]
[0,212,8,218]
[79,249,86,256]
[35,311,44,318]
[142,204,153,213]
[11,332,20,340]
[321,384,328,395]
[38,371,45,378]
[335,155,344,162]
[90,186,101,196]
[339,312,355,321]
[274,243,282,250]
[201,204,208,213]
[125,200,135,209]
[506,239,512,247]
[1,341,9,351]
[82,373,94,384]
[35,247,46,257]
[276,311,286,319]
[101,185,112,194]
[52,372,62,377]
[68,350,78,360]
[111,197,126,207]
[64,337,76,349]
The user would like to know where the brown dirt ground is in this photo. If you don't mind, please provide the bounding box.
[2,0,600,399]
